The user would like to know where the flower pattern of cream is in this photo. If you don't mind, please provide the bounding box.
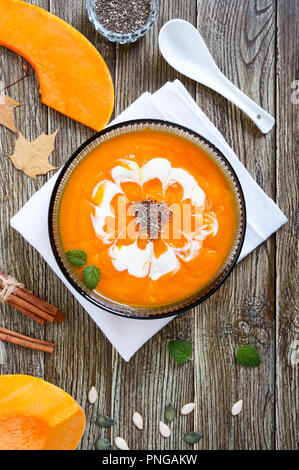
[91,158,218,280]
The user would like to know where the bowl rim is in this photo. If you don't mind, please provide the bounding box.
[48,119,246,320]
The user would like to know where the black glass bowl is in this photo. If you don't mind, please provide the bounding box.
[48,120,246,319]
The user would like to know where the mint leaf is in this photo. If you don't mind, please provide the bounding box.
[83,265,101,290]
[236,344,261,367]
[168,340,192,364]
[66,249,87,267]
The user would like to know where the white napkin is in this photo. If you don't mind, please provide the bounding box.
[10,80,287,361]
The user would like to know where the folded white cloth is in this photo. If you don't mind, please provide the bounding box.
[10,80,287,361]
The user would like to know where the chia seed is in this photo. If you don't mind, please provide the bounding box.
[132,200,172,240]
[95,0,151,34]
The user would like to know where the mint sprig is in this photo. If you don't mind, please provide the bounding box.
[66,249,87,267]
[83,265,101,290]
[66,249,101,290]
[168,340,192,364]
[236,344,261,367]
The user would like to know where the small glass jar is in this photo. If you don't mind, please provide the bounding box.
[86,0,159,44]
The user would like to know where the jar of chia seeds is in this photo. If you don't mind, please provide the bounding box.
[86,0,160,44]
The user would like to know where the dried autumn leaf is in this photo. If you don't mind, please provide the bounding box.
[0,95,21,133]
[9,130,58,178]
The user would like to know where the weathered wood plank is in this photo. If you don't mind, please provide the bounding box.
[0,0,50,379]
[194,0,276,449]
[46,0,116,450]
[276,0,299,450]
[0,0,115,451]
[111,0,198,450]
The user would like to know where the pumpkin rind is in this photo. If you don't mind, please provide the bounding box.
[0,0,114,130]
[0,374,86,450]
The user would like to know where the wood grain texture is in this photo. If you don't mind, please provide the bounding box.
[276,0,299,450]
[46,0,116,451]
[194,0,276,450]
[0,0,50,380]
[0,0,297,450]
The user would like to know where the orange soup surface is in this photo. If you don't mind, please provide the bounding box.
[59,130,238,307]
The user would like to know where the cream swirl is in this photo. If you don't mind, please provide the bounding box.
[91,158,218,280]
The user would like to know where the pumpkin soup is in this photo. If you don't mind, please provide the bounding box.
[59,130,238,307]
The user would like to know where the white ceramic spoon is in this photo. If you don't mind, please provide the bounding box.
[159,19,275,134]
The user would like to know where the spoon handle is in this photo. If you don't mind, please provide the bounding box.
[210,72,275,134]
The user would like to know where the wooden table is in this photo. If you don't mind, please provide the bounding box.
[0,0,298,450]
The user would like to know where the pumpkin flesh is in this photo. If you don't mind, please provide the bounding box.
[0,0,114,130]
[0,415,50,450]
[0,374,86,450]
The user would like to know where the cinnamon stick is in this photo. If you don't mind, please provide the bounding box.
[0,272,65,324]
[7,293,55,322]
[8,302,46,326]
[0,327,55,354]
[15,286,59,316]
[54,310,65,323]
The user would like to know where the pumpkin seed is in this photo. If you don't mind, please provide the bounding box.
[88,386,98,404]
[159,421,171,438]
[181,403,196,415]
[95,437,112,450]
[165,403,176,422]
[96,414,114,427]
[231,399,243,416]
[132,411,143,430]
[115,436,129,450]
[184,431,202,444]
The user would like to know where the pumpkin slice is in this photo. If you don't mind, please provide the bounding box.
[0,0,114,130]
[0,374,86,450]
